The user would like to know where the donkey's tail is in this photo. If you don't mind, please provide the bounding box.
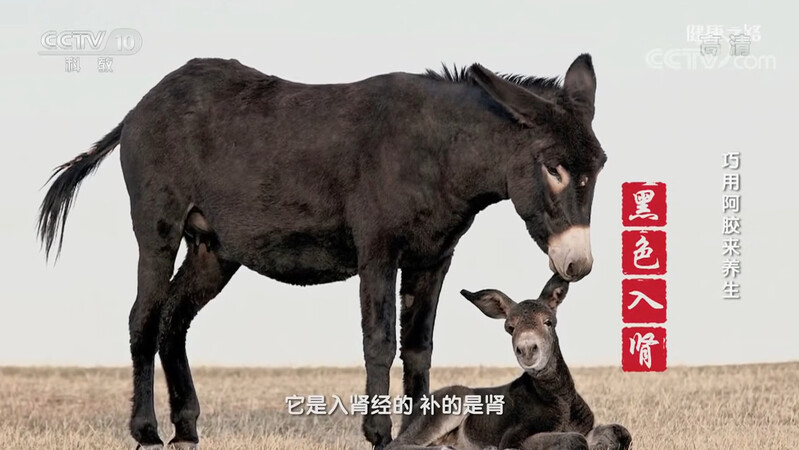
[37,119,125,261]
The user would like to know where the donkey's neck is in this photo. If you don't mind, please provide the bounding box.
[436,110,523,215]
[522,347,576,398]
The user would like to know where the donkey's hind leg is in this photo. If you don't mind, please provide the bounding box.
[158,236,239,448]
[129,198,186,448]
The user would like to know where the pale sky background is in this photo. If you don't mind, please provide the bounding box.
[1,0,796,369]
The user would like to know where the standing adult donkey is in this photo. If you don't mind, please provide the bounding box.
[37,54,606,449]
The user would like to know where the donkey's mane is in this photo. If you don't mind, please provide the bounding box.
[423,63,563,94]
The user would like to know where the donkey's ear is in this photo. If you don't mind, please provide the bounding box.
[539,274,570,312]
[469,64,556,127]
[461,289,516,319]
[563,54,597,120]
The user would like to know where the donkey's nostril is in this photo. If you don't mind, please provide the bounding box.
[566,262,575,278]
[531,344,539,353]
[515,346,522,356]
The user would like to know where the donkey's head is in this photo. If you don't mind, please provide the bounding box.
[461,274,569,375]
[469,55,606,281]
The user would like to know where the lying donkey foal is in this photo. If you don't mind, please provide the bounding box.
[386,274,631,450]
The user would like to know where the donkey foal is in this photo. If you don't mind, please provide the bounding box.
[387,274,631,450]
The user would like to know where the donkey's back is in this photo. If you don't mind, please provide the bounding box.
[118,58,463,285]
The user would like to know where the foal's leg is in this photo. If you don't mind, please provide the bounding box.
[158,242,239,448]
[586,424,632,450]
[358,258,399,449]
[386,385,470,450]
[128,199,185,448]
[520,432,589,450]
[398,256,452,433]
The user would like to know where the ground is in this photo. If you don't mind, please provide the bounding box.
[0,363,797,449]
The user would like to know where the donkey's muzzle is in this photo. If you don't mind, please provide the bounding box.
[565,258,592,280]
[515,343,539,367]
[514,332,545,369]
[547,225,593,281]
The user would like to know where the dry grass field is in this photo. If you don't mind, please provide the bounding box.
[0,363,797,449]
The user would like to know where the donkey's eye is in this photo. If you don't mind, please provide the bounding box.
[506,325,515,334]
[544,319,553,327]
[546,165,562,182]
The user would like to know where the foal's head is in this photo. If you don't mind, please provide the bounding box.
[461,274,569,375]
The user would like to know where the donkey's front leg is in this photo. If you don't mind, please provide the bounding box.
[398,256,452,432]
[359,261,399,449]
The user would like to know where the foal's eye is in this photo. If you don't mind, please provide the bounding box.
[544,319,553,327]
[579,175,589,187]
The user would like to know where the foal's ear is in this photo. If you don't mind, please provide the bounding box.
[563,53,597,121]
[538,273,570,312]
[469,63,556,127]
[461,289,517,319]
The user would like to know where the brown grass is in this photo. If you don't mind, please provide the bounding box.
[0,363,797,449]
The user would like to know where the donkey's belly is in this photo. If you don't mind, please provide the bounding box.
[224,230,359,286]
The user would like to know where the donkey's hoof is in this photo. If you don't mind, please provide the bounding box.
[168,442,198,450]
[137,445,164,450]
